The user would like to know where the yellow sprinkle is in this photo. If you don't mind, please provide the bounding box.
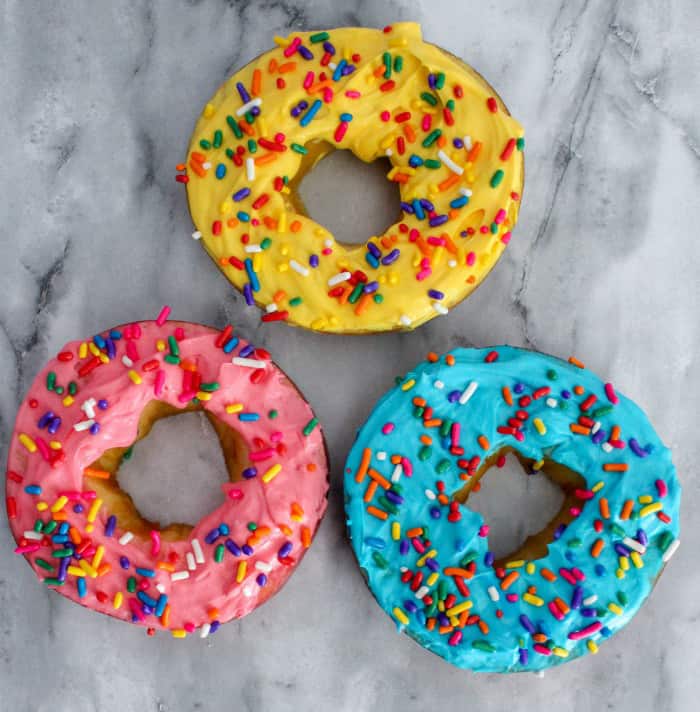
[278,211,287,233]
[98,352,110,364]
[87,497,103,523]
[19,433,37,453]
[262,464,282,483]
[638,494,653,504]
[389,37,408,48]
[427,572,439,587]
[202,102,216,118]
[196,392,212,401]
[172,629,187,638]
[391,522,401,541]
[128,370,142,385]
[273,35,289,47]
[236,560,247,583]
[630,551,644,569]
[608,603,623,616]
[219,201,231,215]
[446,600,473,617]
[437,600,445,612]
[78,342,88,358]
[417,549,437,567]
[619,556,630,571]
[533,418,546,435]
[113,591,123,610]
[393,607,409,625]
[36,502,48,511]
[639,502,662,518]
[49,441,62,450]
[67,566,86,577]
[616,568,625,579]
[50,496,68,513]
[252,253,262,272]
[88,342,100,357]
[532,459,544,471]
[587,640,599,654]
[592,481,605,492]
[156,339,166,352]
[525,562,536,575]
[79,559,98,578]
[62,396,74,407]
[522,593,544,607]
[401,379,416,391]
[92,544,105,569]
[552,646,569,658]
[505,560,525,569]
[225,403,244,414]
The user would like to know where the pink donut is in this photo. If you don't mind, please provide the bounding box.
[6,311,328,637]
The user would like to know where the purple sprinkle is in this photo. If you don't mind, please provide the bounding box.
[309,254,319,268]
[233,188,251,202]
[278,541,293,558]
[97,399,108,410]
[73,503,84,514]
[561,389,572,399]
[581,607,597,617]
[381,249,400,266]
[291,100,308,118]
[242,544,254,556]
[428,289,445,300]
[553,523,566,539]
[205,528,220,545]
[236,81,250,103]
[438,613,450,627]
[367,242,381,258]
[142,604,154,615]
[592,429,607,444]
[425,557,440,572]
[513,382,525,394]
[119,556,130,569]
[385,490,404,505]
[637,528,649,546]
[341,64,355,76]
[57,558,69,582]
[250,105,261,118]
[298,45,313,60]
[89,422,100,435]
[322,41,335,55]
[428,73,436,89]
[239,344,254,358]
[420,198,435,211]
[571,585,583,609]
[106,338,116,359]
[363,281,379,294]
[105,515,117,537]
[48,417,61,434]
[256,573,268,586]
[628,438,648,458]
[519,648,529,665]
[210,620,221,634]
[399,539,410,555]
[242,467,257,479]
[404,600,418,613]
[614,543,630,557]
[225,539,241,557]
[448,390,461,403]
[429,214,448,228]
[38,412,54,429]
[453,137,464,148]
[520,614,536,633]
[400,201,415,214]
[485,552,495,566]
[430,507,441,519]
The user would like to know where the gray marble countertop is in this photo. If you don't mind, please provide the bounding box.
[1,1,698,710]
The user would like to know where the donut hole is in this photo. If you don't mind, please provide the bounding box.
[453,448,586,567]
[294,142,400,246]
[85,400,248,543]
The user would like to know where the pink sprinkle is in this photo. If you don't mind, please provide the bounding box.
[345,90,361,98]
[501,231,512,245]
[382,422,395,435]
[548,601,564,621]
[480,225,489,234]
[380,110,390,122]
[505,593,519,603]
[58,490,81,500]
[15,544,41,555]
[150,530,161,556]
[154,369,165,396]
[322,87,333,103]
[401,457,413,476]
[466,251,476,266]
[303,71,314,89]
[283,36,301,58]
[494,209,507,224]
[132,323,142,339]
[228,488,244,500]
[571,567,585,581]
[412,537,426,554]
[123,325,133,339]
[184,622,195,633]
[174,327,185,340]
[568,622,602,640]
[178,390,196,403]
[655,479,668,498]
[478,524,489,537]
[250,448,276,461]
[534,644,552,656]
[421,114,431,132]
[129,598,145,621]
[569,506,581,517]
[604,383,619,404]
[450,422,460,447]
[270,431,283,443]
[409,228,420,242]
[559,568,577,585]
[35,436,51,462]
[416,269,432,281]
[126,340,139,362]
[448,630,462,646]
[427,236,446,246]
[155,306,170,326]
[81,490,97,500]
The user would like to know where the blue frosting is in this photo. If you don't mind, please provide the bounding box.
[344,347,680,672]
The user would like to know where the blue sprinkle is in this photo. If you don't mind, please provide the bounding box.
[137,591,158,608]
[364,537,385,550]
[238,412,260,422]
[93,334,106,349]
[450,195,469,209]
[278,541,293,558]
[412,199,425,220]
[244,258,260,292]
[256,573,268,587]
[105,515,117,537]
[222,337,240,354]
[332,59,347,82]
[339,112,353,122]
[25,485,41,495]
[237,211,251,222]
[484,551,495,566]
[155,594,168,617]
[365,253,379,269]
[135,567,156,578]
[219,523,230,536]
[109,329,122,340]
[77,577,87,598]
[300,99,322,127]
[215,163,227,180]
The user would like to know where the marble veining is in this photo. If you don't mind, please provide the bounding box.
[0,0,698,710]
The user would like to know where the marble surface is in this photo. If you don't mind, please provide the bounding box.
[1,0,698,710]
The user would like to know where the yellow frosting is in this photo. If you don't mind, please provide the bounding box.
[185,22,524,333]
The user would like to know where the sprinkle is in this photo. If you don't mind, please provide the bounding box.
[192,538,205,565]
[458,381,478,405]
[232,357,266,369]
[155,306,170,326]
[262,464,282,483]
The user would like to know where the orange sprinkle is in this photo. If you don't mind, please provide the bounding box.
[190,151,206,163]
[354,293,373,316]
[438,173,460,191]
[458,610,470,628]
[603,463,628,472]
[252,69,262,96]
[254,152,277,165]
[438,625,454,635]
[426,352,439,362]
[263,216,277,229]
[355,448,371,483]
[466,141,482,162]
[554,597,570,615]
[478,619,490,635]
[368,468,391,489]
[391,172,410,184]
[570,424,591,435]
[437,493,449,505]
[390,454,402,464]
[568,356,585,369]
[338,285,352,305]
[478,435,490,450]
[423,418,442,428]
[610,425,621,441]
[97,563,111,577]
[160,603,170,627]
[189,160,206,178]
[500,571,519,590]
[156,562,175,572]
[175,163,186,171]
[426,617,436,632]
[573,385,585,396]
[290,220,302,233]
[208,608,220,620]
[436,134,447,148]
[278,61,298,74]
[239,120,255,137]
[83,468,110,479]
[403,124,416,143]
[445,354,456,366]
[406,527,423,538]
[502,386,513,406]
[412,397,427,407]
[268,58,278,73]
[226,217,239,228]
[363,480,378,503]
[532,633,548,644]
[366,506,388,521]
[419,435,433,446]
[273,290,287,303]
[599,497,610,519]
[620,499,634,520]
[301,526,312,548]
[373,65,385,78]
[68,526,81,544]
[540,568,557,582]
[591,539,604,558]
[444,567,472,577]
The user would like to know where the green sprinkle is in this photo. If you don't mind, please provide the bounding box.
[372,551,389,569]
[291,142,307,154]
[592,405,614,418]
[461,550,477,566]
[123,445,134,461]
[659,531,674,551]
[244,111,255,125]
[490,169,505,188]
[248,138,257,154]
[377,496,398,514]
[373,293,383,304]
[68,381,77,395]
[248,522,257,532]
[610,523,626,537]
[55,386,63,395]
[567,538,582,548]
[437,580,448,600]
[268,409,278,419]
[44,578,64,586]
[214,544,225,563]
[472,640,496,653]
[420,91,438,106]
[51,548,73,558]
[383,51,392,79]
[424,159,441,169]
[348,282,364,304]
[617,591,628,606]
[413,406,424,418]
[309,31,329,44]
[33,519,43,533]
[289,297,303,307]
[425,600,437,616]
[164,354,180,365]
[47,371,56,391]
[490,222,499,234]
[516,137,525,151]
[35,558,54,572]
[226,148,234,159]
[213,130,222,148]
[168,335,179,357]
[199,139,212,150]
[303,417,319,436]
[199,382,220,392]
[226,115,243,138]
[435,72,445,89]
[394,55,403,73]
[546,369,558,381]
[436,458,451,474]
[418,445,432,461]
[261,237,272,250]
[127,577,136,593]
[43,520,57,534]
[422,129,442,148]
[446,99,455,110]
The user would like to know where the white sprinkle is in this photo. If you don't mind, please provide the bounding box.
[202,162,211,170]
[433,302,448,315]
[192,231,202,240]
[245,244,262,253]
[121,355,134,368]
[400,566,409,573]
[385,148,393,157]
[391,464,403,483]
[425,489,436,501]
[235,97,262,117]
[434,380,444,390]
[23,530,43,540]
[448,259,457,268]
[171,571,190,582]
[399,315,412,327]
[583,594,598,606]
[192,538,205,564]
[81,398,96,419]
[601,442,613,453]
[545,397,558,408]
[623,536,646,554]
[376,451,387,461]
[324,239,333,249]
[463,135,473,150]
[459,381,479,405]
[459,187,473,197]
[265,302,278,313]
[119,531,134,546]
[200,622,211,639]
[437,149,464,175]
[186,552,196,571]
[328,271,351,287]
[662,539,680,563]
[232,356,266,369]
[591,421,601,434]
[255,561,272,573]
[73,418,95,432]
[246,157,255,181]
[328,61,337,70]
[156,583,166,594]
[487,585,500,602]
[290,260,309,276]
[415,585,430,599]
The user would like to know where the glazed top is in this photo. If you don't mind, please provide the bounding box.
[184,22,524,333]
[344,347,680,672]
[7,316,328,636]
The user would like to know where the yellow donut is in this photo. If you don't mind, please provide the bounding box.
[183,22,524,333]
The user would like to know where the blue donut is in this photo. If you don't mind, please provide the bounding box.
[344,347,680,672]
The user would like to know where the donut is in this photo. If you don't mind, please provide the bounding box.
[344,346,680,671]
[181,22,524,333]
[6,310,329,637]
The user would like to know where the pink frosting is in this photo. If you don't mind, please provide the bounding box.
[6,319,328,635]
